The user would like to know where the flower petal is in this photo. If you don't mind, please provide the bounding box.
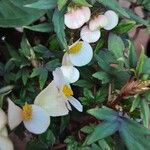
[68,96,83,112]
[80,25,101,43]
[34,81,69,117]
[0,108,7,130]
[103,10,119,30]
[69,41,93,66]
[7,98,23,130]
[61,66,80,83]
[0,136,14,150]
[64,8,85,29]
[23,105,50,134]
[89,15,108,31]
[62,53,73,66]
[53,68,66,88]
[81,7,91,22]
[0,127,8,137]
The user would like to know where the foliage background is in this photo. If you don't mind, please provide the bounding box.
[0,0,150,149]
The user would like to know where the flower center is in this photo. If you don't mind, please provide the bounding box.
[69,42,82,54]
[63,85,73,97]
[22,102,32,121]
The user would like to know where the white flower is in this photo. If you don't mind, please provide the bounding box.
[64,6,91,29]
[7,98,50,134]
[0,108,14,150]
[80,25,101,43]
[89,15,108,31]
[34,68,83,117]
[60,66,80,83]
[64,41,93,66]
[103,10,119,30]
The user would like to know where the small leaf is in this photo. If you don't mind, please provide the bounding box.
[24,23,53,33]
[57,0,68,10]
[73,80,93,89]
[113,20,136,34]
[87,107,118,121]
[39,68,48,89]
[140,99,150,128]
[87,121,119,145]
[73,0,92,7]
[108,33,125,59]
[83,88,94,100]
[25,0,57,10]
[130,95,140,112]
[52,8,68,50]
[92,71,110,84]
[45,59,60,72]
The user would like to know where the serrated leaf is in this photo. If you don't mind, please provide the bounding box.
[39,68,48,89]
[24,23,53,33]
[25,0,57,10]
[73,80,93,89]
[30,67,43,78]
[83,88,94,100]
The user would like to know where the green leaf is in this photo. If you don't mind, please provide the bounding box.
[98,139,111,150]
[113,20,136,34]
[136,49,145,76]
[39,130,56,146]
[24,23,53,33]
[20,35,31,57]
[80,124,96,134]
[142,58,150,74]
[73,80,93,89]
[124,8,150,28]
[130,95,140,112]
[97,0,129,18]
[60,115,70,133]
[58,0,68,10]
[73,0,92,7]
[83,88,94,100]
[45,59,60,72]
[39,68,48,89]
[140,99,150,128]
[0,0,46,27]
[30,67,43,78]
[92,71,110,84]
[128,41,137,69]
[52,8,68,50]
[87,107,118,121]
[87,121,119,145]
[108,33,125,59]
[25,0,57,10]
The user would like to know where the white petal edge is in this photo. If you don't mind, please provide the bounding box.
[81,7,91,23]
[53,67,66,88]
[68,96,83,112]
[69,41,93,66]
[62,53,73,66]
[0,108,7,130]
[103,10,119,30]
[80,25,101,43]
[61,66,80,83]
[34,81,69,117]
[7,98,23,130]
[89,15,108,31]
[0,136,14,150]
[64,9,85,29]
[23,105,50,134]
[0,127,8,137]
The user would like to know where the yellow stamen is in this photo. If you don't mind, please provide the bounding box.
[22,102,32,121]
[69,42,82,54]
[63,85,73,97]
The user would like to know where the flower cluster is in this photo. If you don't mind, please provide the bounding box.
[65,5,119,43]
[0,4,119,148]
